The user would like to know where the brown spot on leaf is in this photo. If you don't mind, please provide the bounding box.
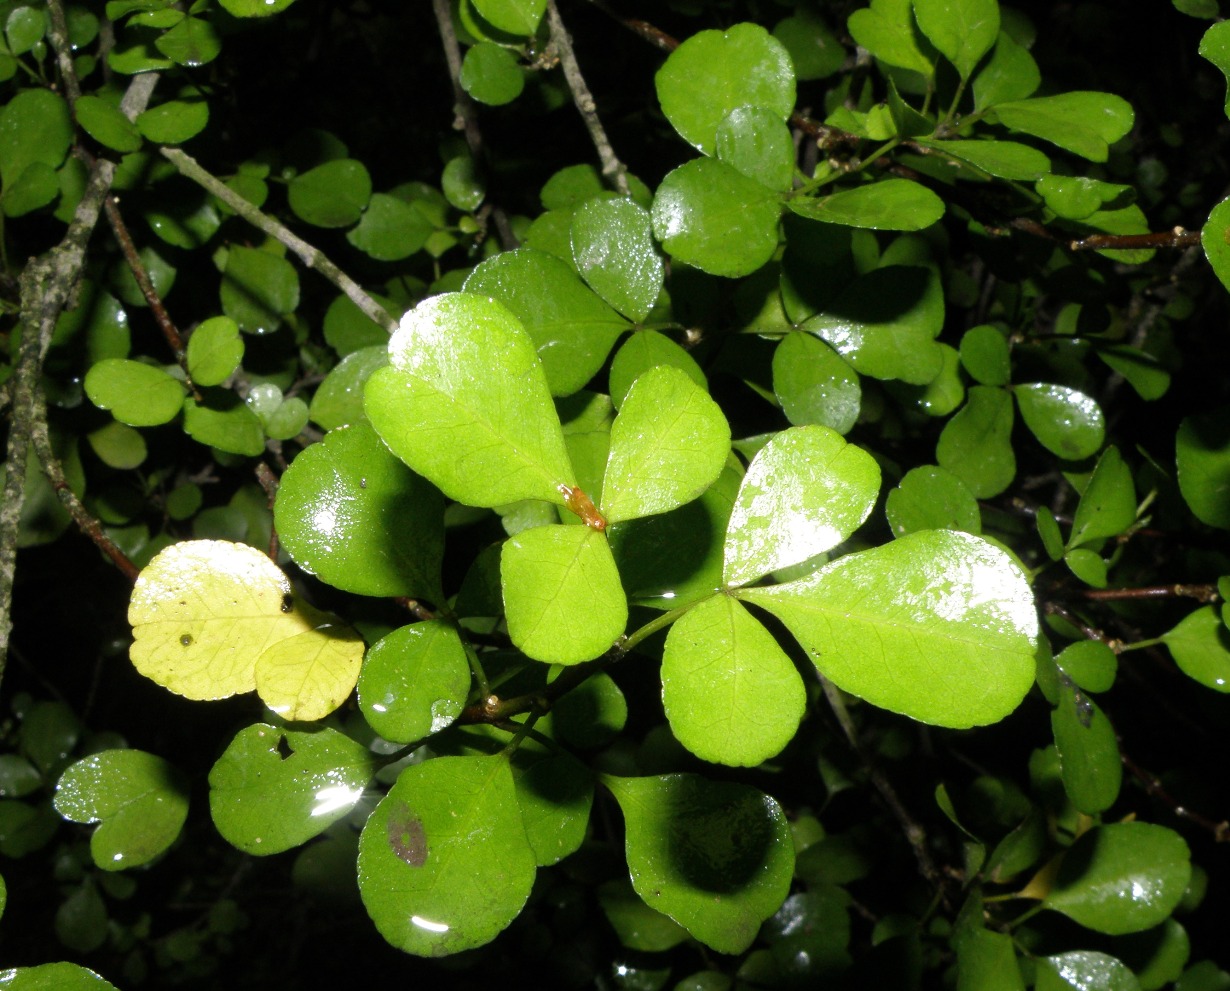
[179,634,193,646]
[387,799,427,866]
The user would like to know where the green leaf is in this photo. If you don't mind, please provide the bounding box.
[937,385,1016,498]
[154,15,220,65]
[465,247,629,397]
[220,245,299,335]
[772,332,861,434]
[357,755,537,955]
[992,92,1135,162]
[715,106,796,191]
[1015,383,1105,460]
[847,0,934,74]
[311,345,389,431]
[724,425,880,587]
[609,330,707,408]
[74,95,143,153]
[1200,21,1230,119]
[602,366,729,525]
[275,422,445,600]
[86,421,147,470]
[923,139,1050,180]
[288,159,371,228]
[959,324,1011,386]
[655,22,795,154]
[801,265,945,385]
[973,31,1040,110]
[5,6,45,54]
[347,192,433,261]
[598,877,689,951]
[1162,606,1230,692]
[0,962,121,989]
[110,243,177,309]
[1056,640,1118,694]
[135,99,209,143]
[182,395,266,456]
[1051,686,1121,814]
[772,9,844,81]
[1069,447,1135,547]
[358,621,470,743]
[217,0,297,16]
[913,0,998,79]
[186,316,243,387]
[789,179,945,231]
[501,524,626,664]
[956,925,1026,991]
[54,750,188,870]
[604,773,794,954]
[570,197,663,323]
[742,530,1037,728]
[553,672,627,749]
[442,154,485,211]
[661,595,805,766]
[652,158,783,278]
[472,0,544,35]
[513,751,593,866]
[1044,822,1191,935]
[209,723,373,854]
[2,161,58,216]
[1036,952,1140,991]
[885,465,981,537]
[83,358,183,427]
[365,292,575,506]
[323,292,391,355]
[460,42,525,106]
[1038,175,1132,221]
[1177,407,1230,529]
[1201,196,1230,294]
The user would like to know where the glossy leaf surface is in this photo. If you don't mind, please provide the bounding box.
[501,524,626,663]
[847,0,934,74]
[661,594,805,766]
[1051,686,1121,814]
[1015,383,1105,460]
[220,246,299,335]
[209,723,373,855]
[937,385,1016,498]
[609,330,707,408]
[743,530,1037,727]
[275,422,445,600]
[913,0,999,79]
[789,180,945,231]
[185,316,243,387]
[993,92,1134,162]
[1070,447,1136,547]
[513,752,593,867]
[254,623,365,722]
[885,465,981,537]
[772,332,861,434]
[1044,822,1191,935]
[1036,952,1140,991]
[715,106,796,191]
[358,621,470,742]
[357,756,536,956]
[83,359,183,427]
[1176,408,1230,529]
[602,366,729,524]
[571,197,663,323]
[0,963,119,990]
[723,425,880,587]
[365,292,575,506]
[54,750,188,871]
[924,138,1049,180]
[605,773,794,954]
[1162,606,1230,692]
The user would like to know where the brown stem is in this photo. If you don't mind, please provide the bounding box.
[393,597,437,623]
[254,463,281,562]
[430,0,483,162]
[1080,584,1219,603]
[580,0,678,50]
[1121,751,1230,842]
[1068,228,1202,252]
[458,646,619,724]
[547,0,630,195]
[103,196,202,401]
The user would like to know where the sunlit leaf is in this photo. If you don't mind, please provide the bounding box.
[571,197,663,323]
[254,624,365,722]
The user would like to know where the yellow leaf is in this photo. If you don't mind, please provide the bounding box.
[255,624,366,721]
[128,540,324,701]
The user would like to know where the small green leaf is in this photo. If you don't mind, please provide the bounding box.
[135,99,209,143]
[1200,21,1230,118]
[956,924,1026,991]
[472,0,544,35]
[209,723,373,854]
[602,366,730,525]
[513,751,593,867]
[460,42,524,106]
[790,179,945,231]
[1056,640,1117,694]
[609,330,707,408]
[1037,175,1132,221]
[154,15,220,65]
[54,750,188,870]
[1015,383,1105,460]
[288,159,372,228]
[655,22,795,154]
[604,773,794,954]
[802,265,945,385]
[186,316,243,387]
[183,395,266,456]
[358,621,470,743]
[847,0,933,74]
[1051,686,1121,814]
[0,962,121,989]
[323,292,391,355]
[553,672,627,749]
[662,595,805,766]
[772,9,844,81]
[959,325,1011,386]
[1036,952,1140,991]
[724,425,880,587]
[598,878,689,952]
[1069,447,1135,547]
[357,756,537,956]
[311,346,389,431]
[772,332,861,434]
[913,0,999,79]
[1044,822,1191,935]
[742,530,1037,728]
[465,247,629,397]
[1201,196,1230,294]
[217,0,297,17]
[501,524,626,664]
[365,293,575,506]
[83,358,183,427]
[652,158,783,277]
[86,421,147,470]
[220,245,299,335]
[571,197,663,323]
[923,139,1050,180]
[1162,606,1230,692]
[74,95,143,154]
[1176,407,1230,529]
[2,162,59,216]
[1065,547,1108,589]
[973,31,1040,110]
[715,106,796,191]
[442,154,485,211]
[937,385,1016,498]
[275,422,445,600]
[347,192,433,261]
[992,92,1134,162]
[885,465,981,537]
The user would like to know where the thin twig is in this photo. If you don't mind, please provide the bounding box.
[580,0,678,50]
[103,195,202,401]
[546,0,630,194]
[159,147,398,335]
[1080,583,1219,603]
[1069,227,1201,252]
[1121,751,1230,842]
[254,463,281,562]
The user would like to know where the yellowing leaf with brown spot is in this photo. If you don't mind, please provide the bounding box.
[129,540,330,701]
[255,624,366,721]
